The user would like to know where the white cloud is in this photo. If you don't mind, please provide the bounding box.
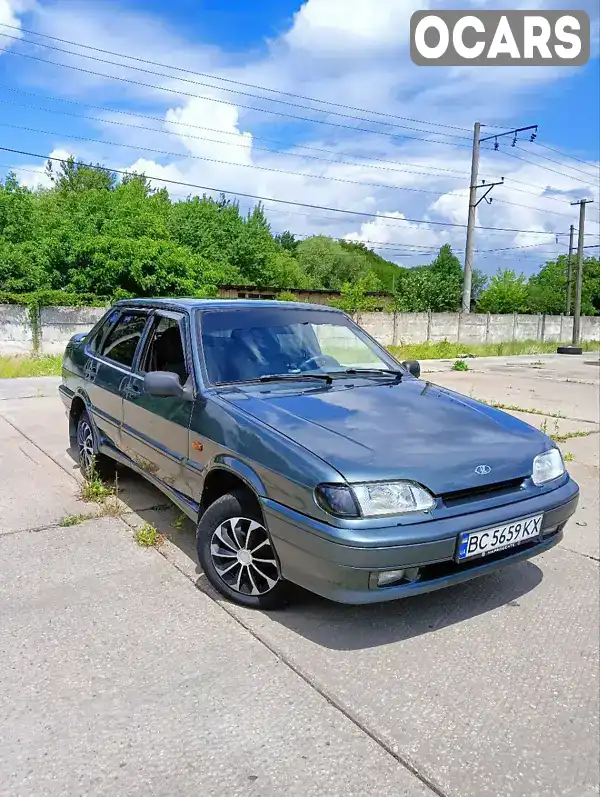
[0,0,36,52]
[282,0,424,56]
[13,147,73,187]
[6,0,599,274]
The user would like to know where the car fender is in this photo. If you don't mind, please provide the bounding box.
[208,455,267,498]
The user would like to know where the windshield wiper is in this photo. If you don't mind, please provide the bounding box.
[334,368,403,381]
[258,373,333,385]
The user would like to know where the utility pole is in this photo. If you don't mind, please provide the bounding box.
[565,224,575,315]
[462,123,538,313]
[462,122,481,313]
[570,199,594,344]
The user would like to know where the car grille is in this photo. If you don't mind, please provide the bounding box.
[441,477,527,507]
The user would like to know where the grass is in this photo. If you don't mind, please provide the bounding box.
[486,400,564,419]
[387,339,600,361]
[173,512,187,532]
[539,418,591,443]
[563,452,575,462]
[452,360,469,371]
[551,430,591,443]
[79,472,115,503]
[77,460,123,516]
[135,522,164,548]
[59,512,97,527]
[0,354,62,378]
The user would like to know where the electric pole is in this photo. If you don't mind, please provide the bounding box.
[571,199,594,344]
[462,122,481,313]
[565,224,575,315]
[462,123,538,313]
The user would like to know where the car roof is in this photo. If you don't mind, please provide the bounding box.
[114,298,345,314]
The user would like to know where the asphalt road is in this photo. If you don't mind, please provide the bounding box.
[0,353,598,797]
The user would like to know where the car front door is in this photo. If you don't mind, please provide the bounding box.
[120,311,196,497]
[84,308,150,453]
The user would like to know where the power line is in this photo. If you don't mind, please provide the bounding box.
[0,162,574,264]
[0,22,472,132]
[0,33,473,143]
[2,144,582,236]
[0,88,581,206]
[2,122,587,222]
[481,144,599,188]
[0,121,471,197]
[513,143,600,179]
[533,141,600,171]
[0,95,475,182]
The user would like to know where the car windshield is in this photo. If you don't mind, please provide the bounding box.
[200,307,394,385]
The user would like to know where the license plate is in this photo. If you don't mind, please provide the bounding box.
[457,514,543,561]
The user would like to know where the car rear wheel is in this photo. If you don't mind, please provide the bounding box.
[76,409,115,480]
[196,490,289,609]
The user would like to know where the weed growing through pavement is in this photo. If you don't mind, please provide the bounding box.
[59,513,97,527]
[135,522,164,548]
[79,460,115,503]
[173,512,187,532]
[452,360,469,371]
[563,452,575,462]
[551,430,590,443]
[486,401,563,419]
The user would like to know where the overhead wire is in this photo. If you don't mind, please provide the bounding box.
[0,121,473,197]
[2,144,585,236]
[0,22,473,132]
[480,144,599,188]
[0,96,476,182]
[0,106,588,220]
[0,33,473,143]
[532,141,600,171]
[513,143,600,179]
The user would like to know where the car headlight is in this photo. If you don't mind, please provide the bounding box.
[316,481,435,518]
[532,449,565,486]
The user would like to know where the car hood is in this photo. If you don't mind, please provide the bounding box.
[222,379,549,495]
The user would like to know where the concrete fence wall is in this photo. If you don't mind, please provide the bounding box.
[356,310,600,347]
[1,304,599,356]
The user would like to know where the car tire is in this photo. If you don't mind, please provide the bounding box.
[557,346,583,355]
[196,490,290,609]
[76,409,116,480]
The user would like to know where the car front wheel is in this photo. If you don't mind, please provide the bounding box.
[196,490,289,609]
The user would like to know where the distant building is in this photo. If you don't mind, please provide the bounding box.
[217,285,392,309]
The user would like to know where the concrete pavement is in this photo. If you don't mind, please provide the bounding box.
[0,354,598,796]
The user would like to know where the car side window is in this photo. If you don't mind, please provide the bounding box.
[98,312,148,368]
[87,309,121,354]
[140,315,189,384]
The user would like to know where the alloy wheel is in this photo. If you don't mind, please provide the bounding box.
[77,419,95,473]
[210,516,280,596]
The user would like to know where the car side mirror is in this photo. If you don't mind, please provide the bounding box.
[144,371,184,398]
[402,360,421,379]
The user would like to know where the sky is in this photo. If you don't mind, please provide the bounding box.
[0,0,599,276]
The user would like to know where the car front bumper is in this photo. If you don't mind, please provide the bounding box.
[261,477,579,604]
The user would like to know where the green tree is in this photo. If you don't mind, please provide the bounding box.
[470,268,488,308]
[527,255,599,316]
[274,230,298,253]
[477,269,528,313]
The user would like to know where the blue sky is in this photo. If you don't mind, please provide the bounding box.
[0,0,598,275]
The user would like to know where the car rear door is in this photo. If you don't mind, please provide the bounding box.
[120,310,196,498]
[85,308,151,453]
